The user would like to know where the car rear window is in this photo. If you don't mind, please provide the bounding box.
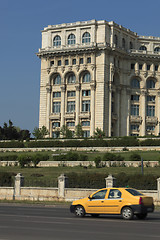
[125,189,143,196]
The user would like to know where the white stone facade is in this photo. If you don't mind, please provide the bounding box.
[37,19,160,137]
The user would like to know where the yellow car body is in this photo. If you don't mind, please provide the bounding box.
[70,188,154,220]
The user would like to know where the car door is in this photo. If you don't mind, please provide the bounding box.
[105,189,123,214]
[86,189,108,213]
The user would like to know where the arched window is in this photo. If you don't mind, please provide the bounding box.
[82,72,91,83]
[139,45,147,51]
[114,34,118,46]
[53,75,61,85]
[154,47,160,52]
[122,38,125,49]
[53,35,61,47]
[130,41,133,49]
[68,34,76,45]
[131,79,140,88]
[147,79,155,89]
[68,74,76,84]
[82,32,91,44]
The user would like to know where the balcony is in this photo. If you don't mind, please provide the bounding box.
[65,112,76,120]
[146,116,158,124]
[130,115,142,123]
[79,111,91,119]
[49,113,61,120]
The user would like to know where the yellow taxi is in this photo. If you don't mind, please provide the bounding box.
[70,188,154,220]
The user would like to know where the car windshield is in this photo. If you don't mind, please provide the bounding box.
[125,188,144,196]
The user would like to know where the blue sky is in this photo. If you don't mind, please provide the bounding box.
[0,0,160,134]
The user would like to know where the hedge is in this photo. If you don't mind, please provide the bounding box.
[67,172,158,190]
[0,172,15,186]
[0,141,24,148]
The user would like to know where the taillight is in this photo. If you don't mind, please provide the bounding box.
[139,197,143,205]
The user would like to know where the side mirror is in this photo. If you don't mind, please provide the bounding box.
[88,195,92,200]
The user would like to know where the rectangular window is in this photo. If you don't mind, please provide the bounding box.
[53,102,61,113]
[131,104,139,116]
[139,64,143,70]
[82,100,90,112]
[131,95,140,101]
[58,60,61,66]
[82,90,91,96]
[131,125,139,131]
[67,122,75,127]
[83,130,90,138]
[155,65,158,71]
[67,101,75,112]
[67,91,76,97]
[131,63,135,70]
[72,59,76,65]
[52,122,60,128]
[80,58,83,64]
[147,64,150,71]
[147,105,155,116]
[50,61,54,67]
[52,131,60,138]
[87,57,91,63]
[82,121,90,126]
[146,125,155,131]
[147,96,155,102]
[65,59,69,65]
[53,92,61,98]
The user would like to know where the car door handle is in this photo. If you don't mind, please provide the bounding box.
[101,201,104,203]
[119,200,122,202]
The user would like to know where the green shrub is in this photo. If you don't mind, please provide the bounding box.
[0,141,24,148]
[129,153,141,161]
[0,172,14,186]
[0,154,18,161]
[66,151,79,161]
[94,156,101,168]
[17,154,31,168]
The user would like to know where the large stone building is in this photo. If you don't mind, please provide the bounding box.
[37,19,160,138]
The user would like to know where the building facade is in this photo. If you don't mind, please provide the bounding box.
[37,19,160,138]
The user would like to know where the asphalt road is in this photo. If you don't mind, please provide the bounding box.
[0,204,159,240]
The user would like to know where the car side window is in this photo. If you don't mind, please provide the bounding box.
[108,189,122,199]
[92,190,107,199]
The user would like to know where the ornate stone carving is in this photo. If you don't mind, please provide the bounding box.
[90,81,96,90]
[135,70,140,76]
[47,67,51,74]
[143,71,148,78]
[83,64,87,70]
[53,67,58,72]
[61,66,65,73]
[76,65,80,72]
[46,84,51,93]
[91,64,96,71]
[60,85,66,92]
[68,65,72,71]
[75,84,81,91]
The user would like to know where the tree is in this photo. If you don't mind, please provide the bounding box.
[32,126,49,139]
[31,154,41,168]
[75,124,84,138]
[94,128,105,139]
[60,125,73,138]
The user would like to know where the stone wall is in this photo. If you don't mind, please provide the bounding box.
[0,174,159,205]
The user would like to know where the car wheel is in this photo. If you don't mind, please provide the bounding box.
[91,214,99,218]
[136,213,147,220]
[74,205,85,217]
[121,207,133,220]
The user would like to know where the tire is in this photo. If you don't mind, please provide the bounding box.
[136,213,147,220]
[74,205,85,217]
[91,214,99,218]
[121,207,134,220]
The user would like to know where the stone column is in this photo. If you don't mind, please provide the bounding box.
[58,174,68,199]
[75,84,80,126]
[14,173,24,199]
[60,85,65,127]
[157,177,160,202]
[108,63,114,137]
[46,85,51,136]
[141,90,146,136]
[90,81,96,136]
[110,26,114,47]
[116,87,121,136]
[105,174,116,188]
[157,91,160,135]
[126,88,131,136]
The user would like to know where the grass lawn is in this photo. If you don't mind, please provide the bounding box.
[1,165,160,187]
[0,150,160,161]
